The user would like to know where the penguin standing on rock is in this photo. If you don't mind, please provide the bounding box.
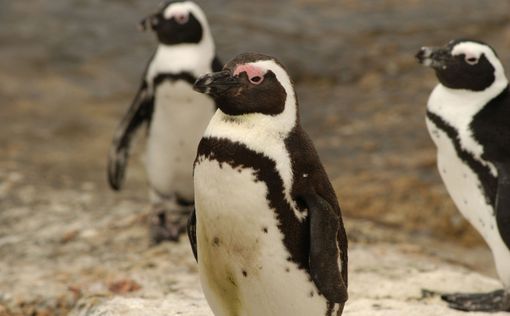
[189,52,348,316]
[107,1,222,243]
[417,39,510,312]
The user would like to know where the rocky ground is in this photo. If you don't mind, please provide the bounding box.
[1,0,510,315]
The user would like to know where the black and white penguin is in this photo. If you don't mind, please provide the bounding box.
[188,52,348,316]
[417,39,510,312]
[107,0,222,242]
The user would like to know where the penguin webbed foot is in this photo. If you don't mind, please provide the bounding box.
[149,207,191,244]
[441,289,510,312]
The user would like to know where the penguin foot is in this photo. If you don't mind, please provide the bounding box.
[149,208,191,244]
[441,289,510,312]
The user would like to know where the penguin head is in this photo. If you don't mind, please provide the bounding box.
[194,52,296,120]
[140,1,209,46]
[416,39,507,91]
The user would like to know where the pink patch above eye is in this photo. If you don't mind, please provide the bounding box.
[173,12,189,24]
[234,64,265,84]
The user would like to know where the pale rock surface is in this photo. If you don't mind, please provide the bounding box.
[75,244,507,316]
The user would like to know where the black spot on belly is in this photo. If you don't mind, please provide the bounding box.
[227,275,237,287]
[262,227,268,233]
[213,237,220,246]
[285,267,290,273]
[310,291,314,297]
[242,270,248,277]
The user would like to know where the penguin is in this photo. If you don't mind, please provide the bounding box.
[416,39,510,312]
[107,0,222,243]
[188,52,348,316]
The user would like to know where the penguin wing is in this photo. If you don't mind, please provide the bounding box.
[495,162,510,249]
[304,193,348,303]
[107,82,154,190]
[187,207,198,262]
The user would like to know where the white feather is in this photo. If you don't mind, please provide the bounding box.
[194,159,341,316]
[426,119,510,290]
[146,81,215,203]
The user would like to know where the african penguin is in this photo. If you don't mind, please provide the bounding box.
[417,39,510,312]
[107,0,222,243]
[188,52,348,316]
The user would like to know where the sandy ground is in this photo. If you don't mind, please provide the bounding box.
[2,0,510,315]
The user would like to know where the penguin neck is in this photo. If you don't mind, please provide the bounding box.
[206,95,299,144]
[428,78,508,123]
[146,35,215,87]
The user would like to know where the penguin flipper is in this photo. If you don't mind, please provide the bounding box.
[107,83,154,191]
[304,193,348,304]
[187,207,198,262]
[495,162,510,249]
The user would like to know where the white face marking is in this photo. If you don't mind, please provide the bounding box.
[163,1,205,25]
[451,42,507,82]
[145,1,216,92]
[204,59,304,220]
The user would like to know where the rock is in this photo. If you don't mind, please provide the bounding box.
[67,243,506,316]
[71,294,210,316]
[0,305,8,316]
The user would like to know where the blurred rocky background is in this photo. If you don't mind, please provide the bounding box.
[1,0,510,315]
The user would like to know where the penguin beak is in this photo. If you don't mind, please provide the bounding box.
[193,70,241,96]
[416,46,450,69]
[139,13,160,31]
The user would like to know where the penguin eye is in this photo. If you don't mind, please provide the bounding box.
[249,76,263,85]
[174,13,189,24]
[465,56,479,65]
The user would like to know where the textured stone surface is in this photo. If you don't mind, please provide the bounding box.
[70,244,507,316]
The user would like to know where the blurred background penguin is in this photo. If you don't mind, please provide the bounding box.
[107,1,222,243]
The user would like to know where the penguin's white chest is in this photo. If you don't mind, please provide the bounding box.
[146,81,215,199]
[426,118,510,288]
[194,158,336,316]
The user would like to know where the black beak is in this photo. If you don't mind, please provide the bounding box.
[139,14,160,31]
[416,46,450,69]
[193,70,240,96]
